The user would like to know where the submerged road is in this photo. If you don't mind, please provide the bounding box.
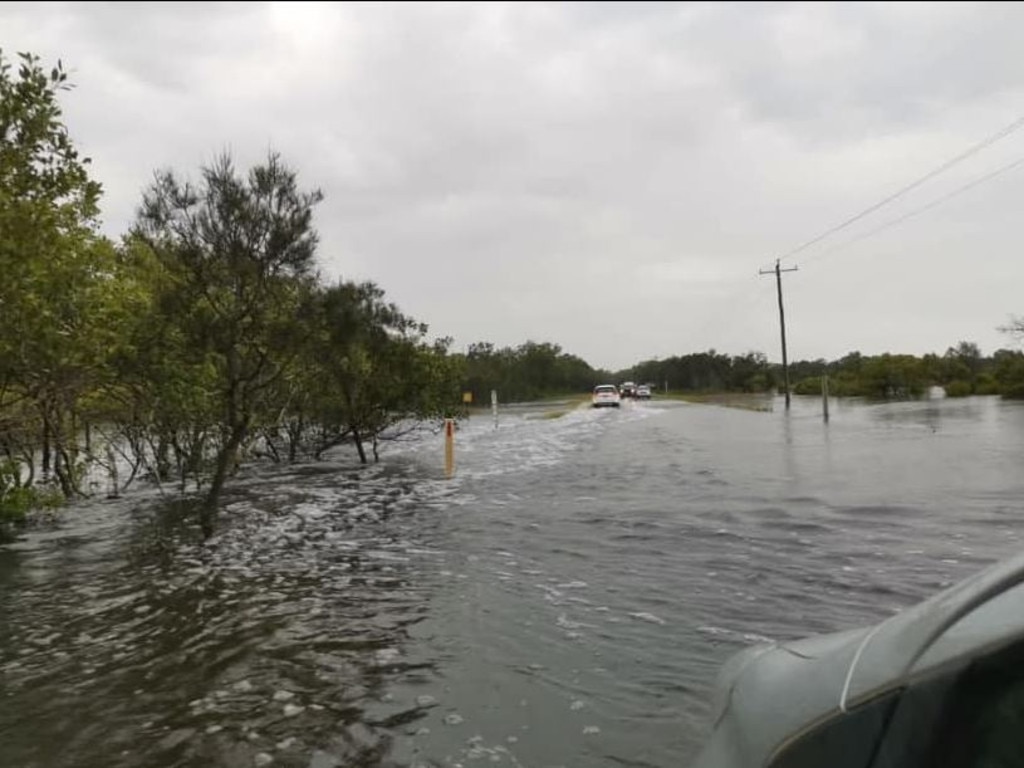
[3,395,1024,767]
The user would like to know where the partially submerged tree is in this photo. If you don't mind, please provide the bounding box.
[0,50,110,500]
[314,280,461,464]
[134,152,323,536]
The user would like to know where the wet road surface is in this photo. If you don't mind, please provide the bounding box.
[3,395,1024,767]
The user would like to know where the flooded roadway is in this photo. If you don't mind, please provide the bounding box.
[3,395,1024,768]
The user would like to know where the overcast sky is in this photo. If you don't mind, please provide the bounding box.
[4,2,1024,370]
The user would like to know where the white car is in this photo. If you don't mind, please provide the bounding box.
[591,384,621,408]
[636,385,652,399]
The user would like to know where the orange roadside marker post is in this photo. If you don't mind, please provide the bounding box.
[444,418,455,478]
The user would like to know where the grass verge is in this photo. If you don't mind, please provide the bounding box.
[662,391,775,412]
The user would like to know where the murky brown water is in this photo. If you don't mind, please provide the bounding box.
[3,395,1024,767]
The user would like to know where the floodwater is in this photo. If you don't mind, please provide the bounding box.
[3,395,1024,768]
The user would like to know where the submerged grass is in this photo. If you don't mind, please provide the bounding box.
[466,392,591,415]
[528,409,571,421]
[664,391,775,412]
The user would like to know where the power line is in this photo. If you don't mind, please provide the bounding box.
[806,155,1024,265]
[776,112,1024,263]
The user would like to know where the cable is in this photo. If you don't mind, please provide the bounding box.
[673,277,781,364]
[805,155,1024,265]
[776,113,1024,263]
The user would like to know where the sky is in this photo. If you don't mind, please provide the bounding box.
[3,1,1024,371]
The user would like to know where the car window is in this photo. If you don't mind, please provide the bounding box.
[767,690,900,768]
[922,639,1024,768]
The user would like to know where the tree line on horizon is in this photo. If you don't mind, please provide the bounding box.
[621,340,1024,400]
[449,338,1024,405]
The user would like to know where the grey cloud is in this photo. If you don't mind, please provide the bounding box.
[675,3,1024,140]
[2,1,1023,369]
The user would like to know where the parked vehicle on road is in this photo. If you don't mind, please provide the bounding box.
[592,384,621,408]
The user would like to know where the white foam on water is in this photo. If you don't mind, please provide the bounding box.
[628,612,667,626]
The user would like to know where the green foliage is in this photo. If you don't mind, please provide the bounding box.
[459,341,601,403]
[630,350,773,394]
[131,152,326,523]
[856,354,928,398]
[0,50,111,499]
[0,462,31,525]
[299,280,462,462]
[792,377,823,396]
[975,374,1001,396]
[0,461,61,542]
[992,349,1024,399]
[0,51,100,225]
[944,381,972,398]
[631,342,1024,401]
[1002,383,1024,400]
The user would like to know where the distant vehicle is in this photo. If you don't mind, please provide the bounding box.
[619,381,637,399]
[592,384,621,408]
[692,549,1024,768]
[635,385,651,399]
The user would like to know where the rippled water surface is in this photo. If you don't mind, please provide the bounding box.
[3,395,1024,767]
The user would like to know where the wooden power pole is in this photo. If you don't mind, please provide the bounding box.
[760,259,798,409]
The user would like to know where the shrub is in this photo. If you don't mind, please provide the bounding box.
[944,381,973,398]
[0,462,62,543]
[975,374,1001,395]
[1002,383,1024,400]
[792,377,823,395]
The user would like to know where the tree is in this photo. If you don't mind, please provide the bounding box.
[100,236,222,491]
[997,318,1024,398]
[133,152,323,536]
[730,351,772,392]
[944,341,982,393]
[992,349,1024,399]
[0,50,108,500]
[854,354,927,398]
[999,316,1024,341]
[314,280,460,464]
